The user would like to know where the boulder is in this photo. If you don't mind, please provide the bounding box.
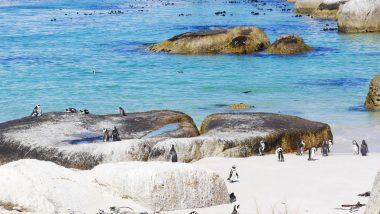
[149,26,270,54]
[337,0,380,33]
[149,113,332,162]
[265,34,313,55]
[0,110,199,169]
[294,0,324,14]
[365,169,380,214]
[0,159,148,214]
[312,0,350,19]
[88,162,229,211]
[365,74,380,110]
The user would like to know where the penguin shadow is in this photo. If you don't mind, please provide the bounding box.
[308,158,318,161]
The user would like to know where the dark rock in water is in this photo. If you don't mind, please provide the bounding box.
[266,34,313,55]
[149,112,332,162]
[148,26,270,54]
[0,111,199,169]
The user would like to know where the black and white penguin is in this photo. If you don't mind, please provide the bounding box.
[102,128,110,142]
[168,144,178,162]
[189,212,198,214]
[227,165,239,183]
[258,140,265,156]
[111,126,121,141]
[66,108,78,113]
[352,140,359,155]
[231,204,240,214]
[31,104,42,117]
[275,147,284,162]
[118,107,126,116]
[297,141,305,155]
[322,141,328,156]
[308,147,317,161]
[229,192,237,203]
[360,140,368,156]
[328,139,333,152]
[80,109,90,114]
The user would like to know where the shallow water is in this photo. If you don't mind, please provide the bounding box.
[0,0,380,150]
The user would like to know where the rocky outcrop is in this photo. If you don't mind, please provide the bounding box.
[149,113,332,162]
[365,169,380,214]
[265,34,313,55]
[365,74,380,110]
[312,0,350,19]
[0,159,228,213]
[0,111,199,169]
[0,159,148,214]
[294,0,324,14]
[149,26,270,54]
[89,162,229,211]
[337,0,380,33]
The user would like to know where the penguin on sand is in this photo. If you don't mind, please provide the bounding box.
[229,192,237,203]
[352,140,359,155]
[258,140,265,156]
[227,165,239,183]
[231,204,240,214]
[275,147,284,162]
[31,104,42,117]
[297,140,305,155]
[308,147,317,161]
[168,144,178,162]
[360,140,368,156]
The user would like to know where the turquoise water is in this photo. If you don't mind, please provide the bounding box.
[1,0,380,148]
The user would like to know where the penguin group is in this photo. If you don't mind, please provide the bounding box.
[102,127,121,142]
[226,165,240,214]
[65,107,90,114]
[352,139,368,156]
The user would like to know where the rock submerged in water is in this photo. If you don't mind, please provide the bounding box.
[365,74,380,110]
[0,110,199,169]
[337,0,380,33]
[149,112,332,162]
[0,159,228,213]
[265,34,313,55]
[149,26,270,54]
[365,169,380,214]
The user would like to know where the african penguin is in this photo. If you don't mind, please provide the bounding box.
[231,204,240,214]
[227,165,239,183]
[66,108,78,113]
[118,107,126,116]
[275,147,284,162]
[168,144,178,162]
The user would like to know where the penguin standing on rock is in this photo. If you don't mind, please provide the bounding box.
[66,108,78,113]
[168,144,178,162]
[102,128,110,142]
[80,109,90,114]
[118,107,126,116]
[111,127,121,141]
[31,105,42,117]
[231,204,240,214]
[275,147,284,162]
[227,165,239,183]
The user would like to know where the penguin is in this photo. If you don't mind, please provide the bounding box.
[118,107,126,116]
[229,192,237,203]
[258,140,265,156]
[66,108,78,113]
[102,128,110,142]
[360,140,368,156]
[308,147,317,160]
[328,139,333,153]
[231,204,240,214]
[297,141,305,155]
[352,140,359,155]
[189,212,198,214]
[168,144,178,162]
[322,141,328,156]
[80,109,90,114]
[227,165,239,183]
[275,147,284,162]
[31,104,42,117]
[111,126,121,141]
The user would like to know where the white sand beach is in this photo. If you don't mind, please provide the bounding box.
[168,153,380,214]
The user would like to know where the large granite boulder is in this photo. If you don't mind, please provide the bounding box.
[89,162,229,211]
[0,159,147,214]
[365,169,380,214]
[149,26,270,54]
[149,113,332,162]
[365,74,380,110]
[266,34,313,55]
[337,0,380,33]
[312,0,350,19]
[0,110,199,169]
[294,0,324,14]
